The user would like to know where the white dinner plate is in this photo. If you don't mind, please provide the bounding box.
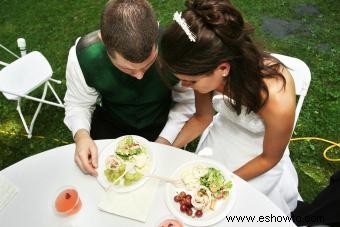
[97,135,156,193]
[165,159,236,226]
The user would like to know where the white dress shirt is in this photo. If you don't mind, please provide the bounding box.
[63,39,195,143]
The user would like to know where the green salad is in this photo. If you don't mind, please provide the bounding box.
[104,136,149,186]
[115,135,146,160]
[200,167,233,200]
[104,166,143,186]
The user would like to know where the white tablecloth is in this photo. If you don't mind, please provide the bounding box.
[0,139,296,227]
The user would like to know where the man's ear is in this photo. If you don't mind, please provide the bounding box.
[217,62,231,77]
[98,31,102,40]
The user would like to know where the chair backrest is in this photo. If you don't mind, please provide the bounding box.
[0,51,52,100]
[271,53,311,128]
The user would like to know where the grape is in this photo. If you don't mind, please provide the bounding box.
[184,197,192,207]
[179,200,185,206]
[195,210,203,217]
[180,204,188,212]
[185,194,192,200]
[179,191,186,198]
[186,208,193,216]
[174,195,181,203]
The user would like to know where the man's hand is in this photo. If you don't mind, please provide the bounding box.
[155,136,171,146]
[74,129,98,176]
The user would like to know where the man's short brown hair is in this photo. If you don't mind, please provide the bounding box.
[100,0,158,63]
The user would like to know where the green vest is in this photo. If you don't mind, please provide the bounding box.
[76,31,172,129]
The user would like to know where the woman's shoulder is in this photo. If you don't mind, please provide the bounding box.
[263,57,295,96]
[259,61,296,118]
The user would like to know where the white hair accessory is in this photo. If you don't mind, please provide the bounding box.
[173,11,196,42]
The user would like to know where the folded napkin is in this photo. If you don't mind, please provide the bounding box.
[0,175,18,211]
[98,178,159,222]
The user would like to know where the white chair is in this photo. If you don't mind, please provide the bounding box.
[0,48,64,138]
[196,53,311,151]
[271,53,311,128]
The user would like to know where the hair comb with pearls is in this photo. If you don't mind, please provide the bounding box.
[173,11,197,42]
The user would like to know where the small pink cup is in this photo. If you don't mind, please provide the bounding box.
[158,217,183,227]
[54,186,82,216]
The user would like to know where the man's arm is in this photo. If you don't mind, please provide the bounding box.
[64,43,98,137]
[64,41,99,176]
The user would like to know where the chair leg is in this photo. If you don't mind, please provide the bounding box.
[28,82,48,138]
[13,80,64,138]
[47,81,63,105]
[16,98,31,137]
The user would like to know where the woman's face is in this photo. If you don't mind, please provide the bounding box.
[175,65,229,93]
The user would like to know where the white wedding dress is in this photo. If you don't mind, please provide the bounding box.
[196,93,299,215]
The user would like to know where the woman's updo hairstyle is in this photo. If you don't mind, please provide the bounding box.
[186,0,250,42]
[160,0,285,114]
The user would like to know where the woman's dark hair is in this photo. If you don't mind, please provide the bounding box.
[160,0,286,114]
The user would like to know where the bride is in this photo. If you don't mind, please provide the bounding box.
[159,0,300,215]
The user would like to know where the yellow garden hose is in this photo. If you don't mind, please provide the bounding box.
[290,137,340,162]
[1,130,339,161]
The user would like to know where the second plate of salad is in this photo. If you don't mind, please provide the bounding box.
[97,135,156,192]
[165,159,236,226]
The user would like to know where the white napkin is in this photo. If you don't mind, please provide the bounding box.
[98,179,159,222]
[0,175,18,211]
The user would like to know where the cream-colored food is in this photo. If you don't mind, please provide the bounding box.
[180,164,208,190]
[105,155,122,170]
[132,152,148,168]
[191,186,212,211]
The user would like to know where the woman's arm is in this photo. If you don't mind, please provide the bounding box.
[172,91,214,148]
[234,68,296,180]
[156,84,195,145]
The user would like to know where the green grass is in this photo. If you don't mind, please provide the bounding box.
[0,0,339,203]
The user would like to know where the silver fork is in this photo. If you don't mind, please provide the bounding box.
[143,173,184,188]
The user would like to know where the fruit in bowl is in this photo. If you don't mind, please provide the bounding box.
[54,187,82,216]
[158,218,183,227]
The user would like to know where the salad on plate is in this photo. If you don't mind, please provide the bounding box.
[166,160,235,226]
[97,135,154,191]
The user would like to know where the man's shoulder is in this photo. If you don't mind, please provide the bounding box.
[75,30,108,70]
[74,30,110,86]
[76,30,102,54]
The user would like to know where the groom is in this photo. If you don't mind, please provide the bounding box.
[63,0,194,176]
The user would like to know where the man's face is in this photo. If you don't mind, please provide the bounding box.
[108,45,158,80]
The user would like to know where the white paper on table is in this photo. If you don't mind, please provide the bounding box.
[0,175,18,211]
[98,178,159,222]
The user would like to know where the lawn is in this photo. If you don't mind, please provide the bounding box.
[0,0,339,203]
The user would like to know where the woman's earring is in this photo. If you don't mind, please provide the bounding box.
[222,73,227,77]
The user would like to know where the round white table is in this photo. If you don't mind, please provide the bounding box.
[0,139,296,227]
